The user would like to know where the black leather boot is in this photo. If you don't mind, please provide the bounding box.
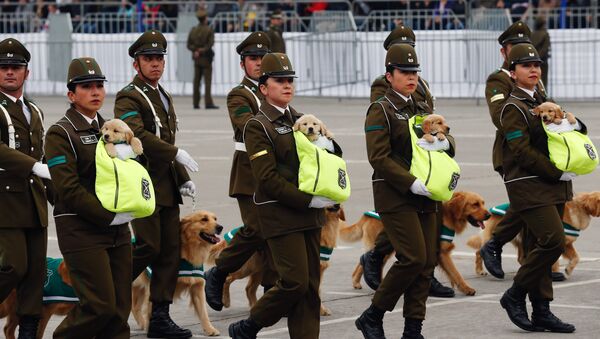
[147,302,192,338]
[551,271,566,281]
[500,284,537,332]
[228,318,261,339]
[531,300,575,333]
[401,318,424,339]
[17,315,39,339]
[360,250,384,291]
[204,266,228,311]
[428,275,455,298]
[355,304,386,339]
[480,237,505,279]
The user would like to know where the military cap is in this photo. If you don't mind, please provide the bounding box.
[385,44,420,72]
[128,30,167,58]
[271,9,283,20]
[508,43,541,70]
[67,57,106,85]
[197,9,207,19]
[498,20,531,46]
[0,38,30,66]
[260,53,296,79]
[237,32,271,57]
[383,25,416,50]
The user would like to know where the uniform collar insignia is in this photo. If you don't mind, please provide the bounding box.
[1,99,6,106]
[143,86,148,92]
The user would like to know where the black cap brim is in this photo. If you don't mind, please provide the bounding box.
[0,58,27,66]
[266,72,297,78]
[69,75,107,84]
[134,49,167,57]
[501,37,531,46]
[389,64,421,72]
[241,49,269,57]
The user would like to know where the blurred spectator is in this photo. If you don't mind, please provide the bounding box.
[536,0,559,27]
[266,9,285,53]
[432,0,465,30]
[412,0,435,30]
[531,16,551,86]
[475,0,506,8]
[509,0,531,22]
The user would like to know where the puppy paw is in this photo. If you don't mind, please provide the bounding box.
[436,132,446,141]
[476,270,488,276]
[105,144,117,158]
[461,286,476,296]
[320,304,332,316]
[565,112,577,125]
[204,326,220,336]
[423,134,435,143]
[131,137,144,155]
[353,282,363,289]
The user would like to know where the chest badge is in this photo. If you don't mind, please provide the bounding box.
[338,168,347,189]
[584,144,597,160]
[275,126,292,134]
[141,178,152,200]
[395,113,407,120]
[80,135,98,144]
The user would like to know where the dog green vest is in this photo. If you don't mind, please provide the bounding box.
[95,140,155,218]
[294,131,351,203]
[43,257,78,304]
[408,116,460,202]
[543,121,598,175]
[489,203,580,237]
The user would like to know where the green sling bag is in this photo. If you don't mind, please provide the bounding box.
[408,115,460,202]
[294,131,351,203]
[95,140,155,218]
[542,121,598,175]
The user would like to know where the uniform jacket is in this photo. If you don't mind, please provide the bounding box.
[485,61,548,174]
[499,87,585,212]
[227,76,264,197]
[0,92,49,228]
[531,29,551,61]
[365,88,456,214]
[45,109,130,253]
[266,25,285,53]
[370,75,434,112]
[187,23,215,66]
[243,102,341,238]
[114,75,190,207]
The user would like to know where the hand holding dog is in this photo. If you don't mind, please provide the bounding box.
[179,180,196,198]
[409,179,432,197]
[113,144,137,161]
[176,149,199,172]
[110,212,134,225]
[417,137,450,151]
[32,162,51,180]
[309,195,336,208]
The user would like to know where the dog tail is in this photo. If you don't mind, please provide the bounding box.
[338,217,366,243]
[466,234,482,250]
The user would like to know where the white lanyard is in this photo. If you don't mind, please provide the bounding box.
[134,85,163,137]
[0,104,16,149]
[243,85,261,110]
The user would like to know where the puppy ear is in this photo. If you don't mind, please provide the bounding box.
[422,118,432,132]
[532,106,541,115]
[446,191,467,222]
[126,130,134,143]
[339,207,346,221]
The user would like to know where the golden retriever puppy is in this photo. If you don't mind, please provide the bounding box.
[1,259,76,339]
[212,206,346,316]
[131,210,223,336]
[292,114,334,141]
[468,192,600,278]
[101,119,143,158]
[532,102,576,125]
[339,191,490,295]
[421,114,449,143]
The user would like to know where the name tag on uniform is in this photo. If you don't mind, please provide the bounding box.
[395,113,407,120]
[80,135,98,144]
[275,126,292,134]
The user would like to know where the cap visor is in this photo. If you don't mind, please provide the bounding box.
[70,76,107,84]
[0,59,27,66]
[135,49,167,56]
[391,65,421,72]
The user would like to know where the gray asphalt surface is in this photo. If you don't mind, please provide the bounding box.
[2,95,600,339]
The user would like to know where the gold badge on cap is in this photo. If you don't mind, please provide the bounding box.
[6,53,12,57]
[152,43,158,47]
[283,65,289,70]
[257,44,262,48]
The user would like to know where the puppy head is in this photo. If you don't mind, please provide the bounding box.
[422,114,449,135]
[444,191,490,232]
[101,119,134,144]
[575,192,600,218]
[532,102,562,124]
[293,114,323,142]
[180,210,223,246]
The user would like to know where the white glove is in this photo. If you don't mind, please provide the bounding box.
[179,180,196,198]
[546,119,575,133]
[559,172,577,181]
[110,212,134,225]
[312,135,335,153]
[409,179,432,197]
[114,143,137,161]
[417,137,450,151]
[32,162,51,180]
[175,149,199,172]
[309,195,336,208]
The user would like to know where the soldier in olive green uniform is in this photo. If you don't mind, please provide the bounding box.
[204,31,278,311]
[45,57,132,339]
[114,30,198,339]
[187,9,218,109]
[266,10,286,53]
[356,44,456,339]
[228,53,341,339]
[480,21,552,280]
[0,38,51,338]
[361,25,454,299]
[532,16,551,87]
[498,44,579,334]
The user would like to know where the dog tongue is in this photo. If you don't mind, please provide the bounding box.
[478,220,485,229]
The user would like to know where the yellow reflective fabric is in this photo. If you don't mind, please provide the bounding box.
[408,115,460,202]
[543,121,598,175]
[294,131,351,203]
[95,140,156,218]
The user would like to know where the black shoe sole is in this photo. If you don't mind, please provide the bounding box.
[500,295,537,332]
[552,272,567,281]
[532,321,575,333]
[355,317,385,339]
[147,331,192,339]
[480,246,505,279]
[429,290,455,298]
[360,255,381,291]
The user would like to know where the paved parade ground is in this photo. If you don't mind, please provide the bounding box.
[4,95,600,338]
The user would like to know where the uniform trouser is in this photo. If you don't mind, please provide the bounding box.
[131,205,180,303]
[513,204,565,301]
[250,228,321,339]
[193,64,214,107]
[0,227,47,317]
[372,211,437,319]
[53,243,131,339]
[492,207,527,245]
[216,196,278,285]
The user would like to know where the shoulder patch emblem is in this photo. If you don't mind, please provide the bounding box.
[249,150,268,160]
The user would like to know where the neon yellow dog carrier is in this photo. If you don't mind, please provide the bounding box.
[543,121,598,175]
[95,140,155,218]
